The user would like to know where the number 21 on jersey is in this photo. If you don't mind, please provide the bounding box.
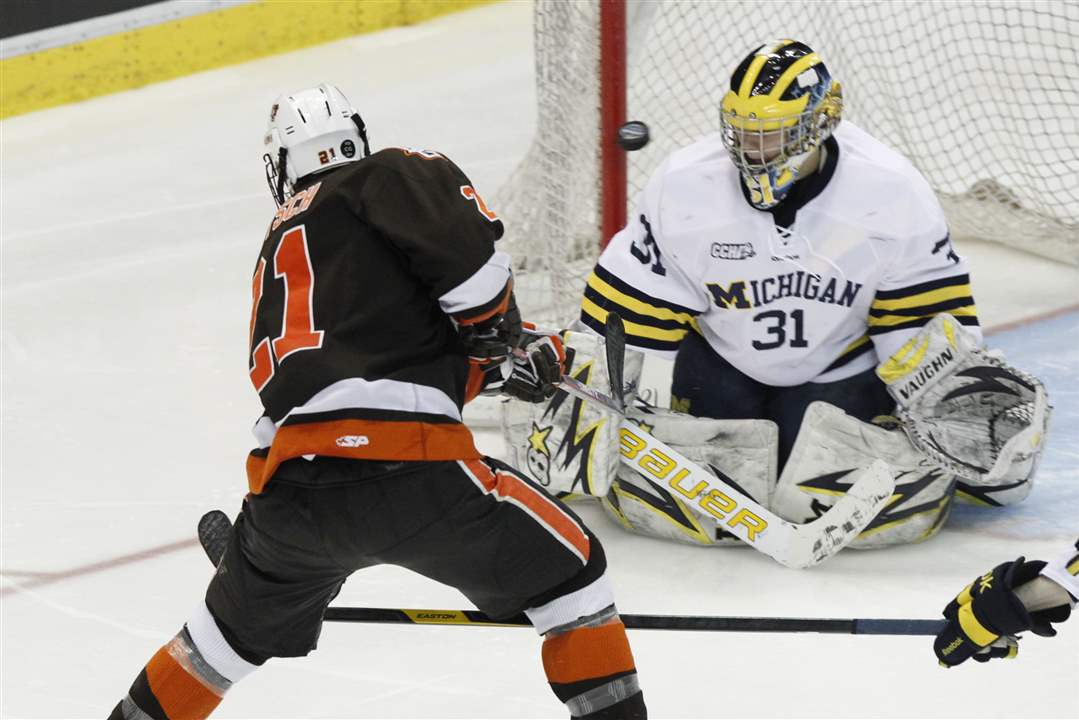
[249,225,324,392]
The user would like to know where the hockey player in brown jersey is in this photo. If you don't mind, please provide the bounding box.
[109,84,646,719]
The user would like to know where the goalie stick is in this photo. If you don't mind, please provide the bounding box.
[195,510,945,635]
[558,312,897,569]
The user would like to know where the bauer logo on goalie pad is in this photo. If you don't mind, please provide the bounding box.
[619,426,768,541]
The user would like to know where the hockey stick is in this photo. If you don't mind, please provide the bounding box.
[557,312,897,569]
[196,510,945,635]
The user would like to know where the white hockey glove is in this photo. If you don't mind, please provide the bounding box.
[877,314,1049,507]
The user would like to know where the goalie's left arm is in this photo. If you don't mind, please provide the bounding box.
[867,212,1047,506]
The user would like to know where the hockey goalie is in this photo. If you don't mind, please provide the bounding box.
[503,39,1050,551]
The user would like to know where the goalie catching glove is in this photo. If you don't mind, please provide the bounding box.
[877,313,1049,507]
[934,557,1073,667]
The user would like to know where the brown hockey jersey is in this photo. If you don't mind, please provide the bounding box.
[245,147,509,493]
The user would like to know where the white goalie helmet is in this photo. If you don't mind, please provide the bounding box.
[263,83,370,205]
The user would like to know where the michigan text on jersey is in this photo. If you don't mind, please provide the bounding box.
[706,272,863,310]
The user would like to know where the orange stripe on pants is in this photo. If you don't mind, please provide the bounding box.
[145,645,222,720]
[542,619,636,685]
[463,460,590,562]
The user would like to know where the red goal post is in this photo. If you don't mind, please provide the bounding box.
[493,0,1079,327]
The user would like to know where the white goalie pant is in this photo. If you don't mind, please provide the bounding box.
[772,401,957,548]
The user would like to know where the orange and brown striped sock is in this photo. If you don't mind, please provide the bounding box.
[109,629,230,720]
[541,612,646,719]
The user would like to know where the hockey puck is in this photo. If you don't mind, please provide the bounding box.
[617,121,650,151]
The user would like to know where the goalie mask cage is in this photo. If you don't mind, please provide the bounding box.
[494,0,1079,326]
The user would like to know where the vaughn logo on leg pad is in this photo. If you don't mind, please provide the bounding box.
[336,435,370,447]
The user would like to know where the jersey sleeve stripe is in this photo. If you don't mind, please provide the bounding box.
[869,304,978,328]
[581,298,689,342]
[591,264,700,318]
[869,295,975,318]
[579,311,683,353]
[582,284,691,331]
[868,313,980,336]
[452,278,512,326]
[873,273,971,302]
[439,250,512,319]
[1040,540,1079,603]
[872,284,974,313]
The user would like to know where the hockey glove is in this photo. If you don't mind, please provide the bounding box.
[457,289,523,361]
[877,314,1049,506]
[489,327,568,403]
[934,557,1072,667]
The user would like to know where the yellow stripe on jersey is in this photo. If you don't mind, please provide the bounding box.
[585,271,696,325]
[1067,557,1079,575]
[869,305,978,328]
[870,283,974,312]
[581,298,689,343]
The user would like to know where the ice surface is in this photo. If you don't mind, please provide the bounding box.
[2,3,1077,717]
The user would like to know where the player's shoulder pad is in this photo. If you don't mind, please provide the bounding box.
[833,123,939,207]
[648,133,741,246]
[832,122,945,235]
[367,146,465,178]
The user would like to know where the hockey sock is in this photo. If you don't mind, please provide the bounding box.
[110,602,259,720]
[109,629,228,720]
[541,606,646,719]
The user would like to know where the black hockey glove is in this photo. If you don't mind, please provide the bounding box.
[934,557,1072,667]
[456,290,522,361]
[482,327,568,403]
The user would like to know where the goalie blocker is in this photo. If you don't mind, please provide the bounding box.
[504,315,1047,551]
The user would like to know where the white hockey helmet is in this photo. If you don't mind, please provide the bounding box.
[263,84,370,205]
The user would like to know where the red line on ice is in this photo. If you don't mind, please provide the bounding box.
[0,537,199,597]
[985,302,1079,335]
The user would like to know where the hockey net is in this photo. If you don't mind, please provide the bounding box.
[494,0,1079,327]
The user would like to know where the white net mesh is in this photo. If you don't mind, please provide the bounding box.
[495,0,1079,326]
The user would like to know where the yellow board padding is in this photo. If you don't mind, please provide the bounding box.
[1,0,495,120]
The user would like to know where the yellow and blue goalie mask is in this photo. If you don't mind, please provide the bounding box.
[720,40,843,210]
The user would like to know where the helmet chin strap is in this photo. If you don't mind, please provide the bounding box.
[351,113,371,157]
[275,147,288,206]
[746,144,826,209]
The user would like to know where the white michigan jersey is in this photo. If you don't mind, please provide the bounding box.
[580,121,982,386]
